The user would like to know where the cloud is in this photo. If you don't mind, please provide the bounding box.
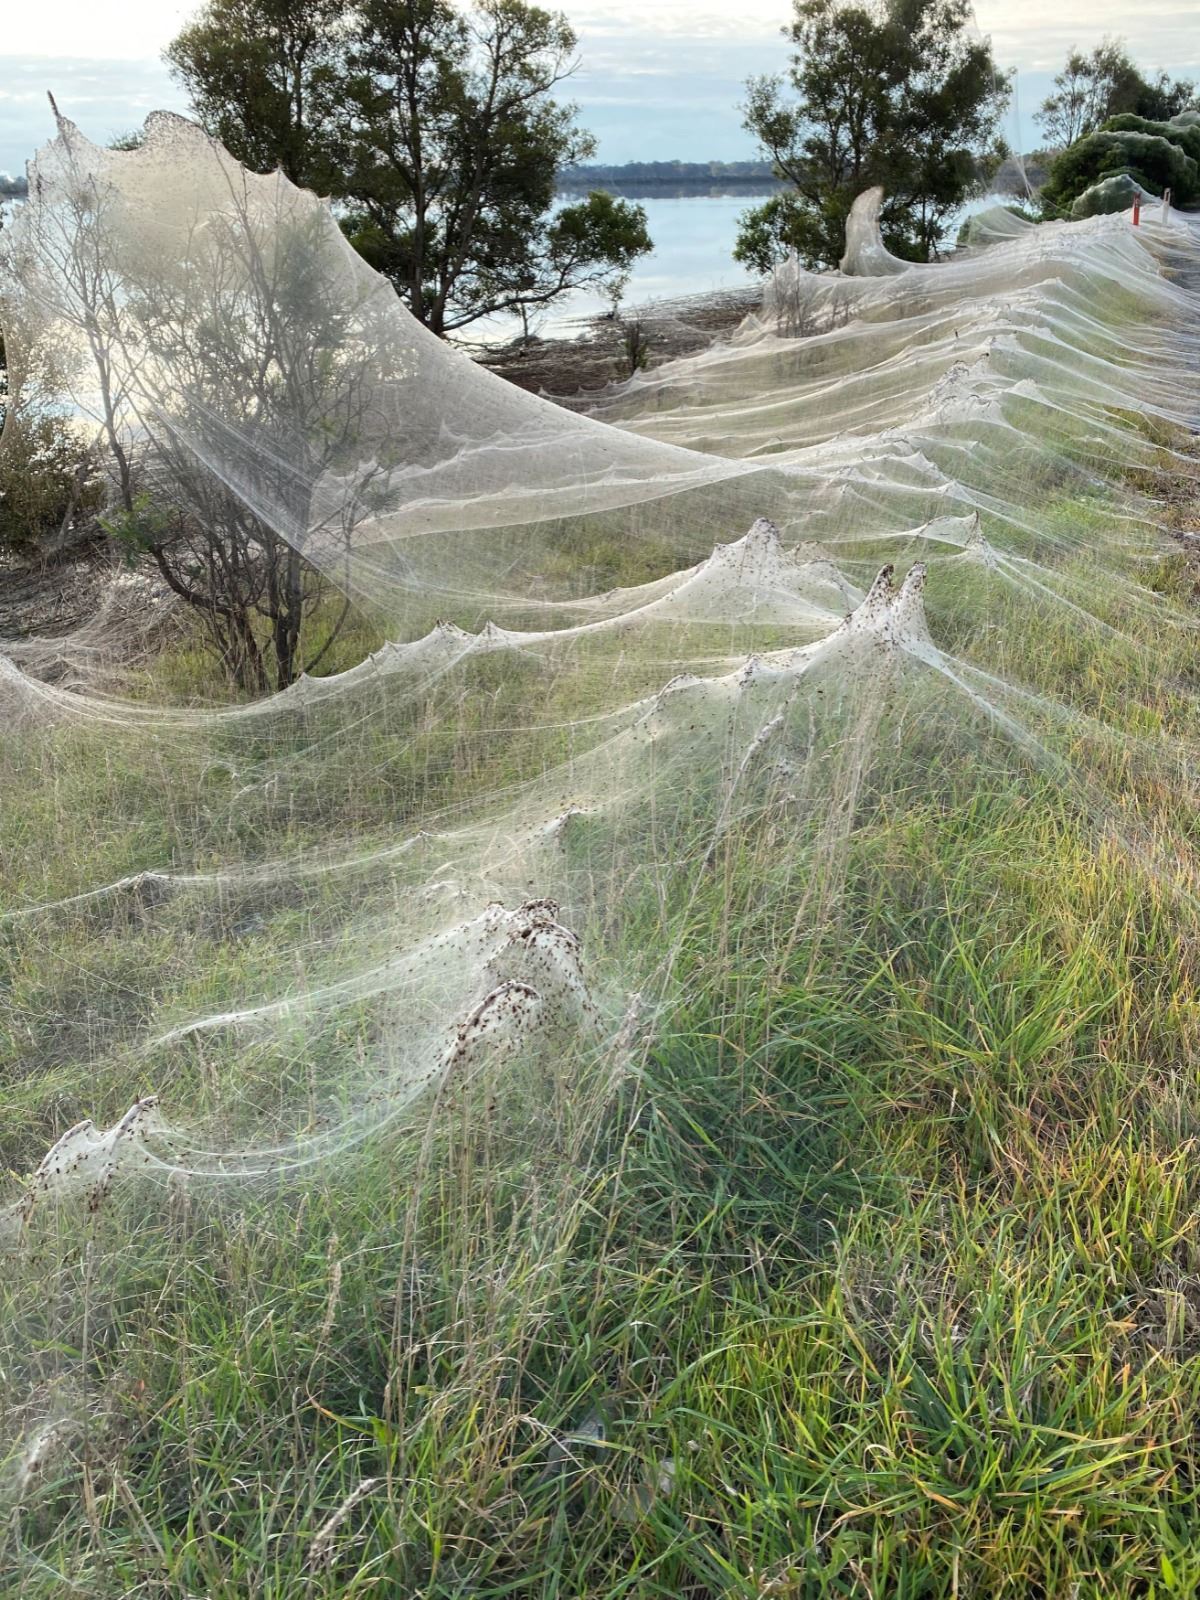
[0,56,188,174]
[0,39,781,170]
[977,1,1200,71]
[3,0,192,60]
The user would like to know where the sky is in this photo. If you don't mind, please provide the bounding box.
[1,0,1197,180]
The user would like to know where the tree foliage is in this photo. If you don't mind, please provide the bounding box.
[166,0,349,184]
[167,0,651,335]
[735,0,1010,273]
[1035,40,1197,153]
[0,408,100,554]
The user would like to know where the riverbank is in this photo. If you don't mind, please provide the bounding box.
[474,284,762,396]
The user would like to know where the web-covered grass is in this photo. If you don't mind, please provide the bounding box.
[6,691,1200,1595]
[3,111,1200,1596]
[6,499,1200,1595]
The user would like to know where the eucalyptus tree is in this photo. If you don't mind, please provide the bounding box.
[167,0,651,336]
[735,0,1010,272]
[1036,40,1196,152]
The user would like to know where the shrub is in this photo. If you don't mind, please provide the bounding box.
[1041,127,1198,214]
[0,410,99,553]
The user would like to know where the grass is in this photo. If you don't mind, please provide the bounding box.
[7,705,1200,1596]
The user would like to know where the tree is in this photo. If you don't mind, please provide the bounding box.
[116,178,393,691]
[336,0,650,334]
[166,0,652,336]
[1036,40,1197,152]
[735,0,1010,273]
[166,0,348,186]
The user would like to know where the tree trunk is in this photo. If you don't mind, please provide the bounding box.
[228,607,269,695]
[272,546,305,688]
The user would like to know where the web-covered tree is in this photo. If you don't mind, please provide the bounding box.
[167,0,652,336]
[1036,40,1197,153]
[4,116,392,687]
[735,0,1010,273]
[111,174,395,691]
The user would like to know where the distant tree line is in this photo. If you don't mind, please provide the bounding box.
[559,160,781,187]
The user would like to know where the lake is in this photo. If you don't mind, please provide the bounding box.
[473,184,1028,344]
[547,187,768,327]
[472,187,768,343]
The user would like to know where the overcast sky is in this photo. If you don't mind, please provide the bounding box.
[1,0,1197,178]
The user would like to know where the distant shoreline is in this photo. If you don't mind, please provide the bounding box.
[556,161,781,197]
[557,176,786,199]
[558,156,1047,198]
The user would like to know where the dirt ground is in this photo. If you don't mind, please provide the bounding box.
[0,547,121,641]
[0,541,181,686]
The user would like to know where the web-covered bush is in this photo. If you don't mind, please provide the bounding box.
[1102,113,1200,167]
[1042,127,1198,213]
[1069,172,1150,218]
